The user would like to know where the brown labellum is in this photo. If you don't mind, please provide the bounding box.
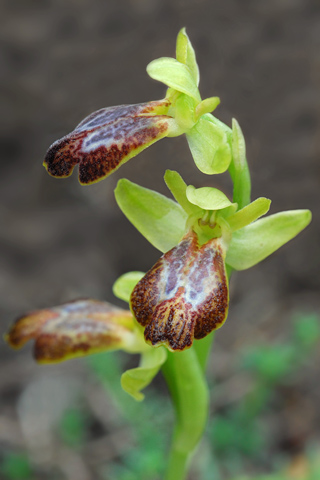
[44,100,174,185]
[5,299,135,363]
[130,229,229,351]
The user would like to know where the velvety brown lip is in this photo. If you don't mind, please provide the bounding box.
[130,229,229,351]
[43,100,172,185]
[5,299,134,363]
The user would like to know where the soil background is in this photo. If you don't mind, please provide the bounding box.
[0,0,319,479]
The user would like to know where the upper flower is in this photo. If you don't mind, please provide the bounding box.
[44,29,231,185]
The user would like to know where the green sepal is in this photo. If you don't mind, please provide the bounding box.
[147,57,201,102]
[176,28,200,86]
[121,347,167,401]
[226,209,312,270]
[226,197,271,231]
[204,113,232,134]
[186,117,232,174]
[113,271,145,303]
[186,185,233,211]
[164,170,202,216]
[115,179,187,253]
[173,94,197,131]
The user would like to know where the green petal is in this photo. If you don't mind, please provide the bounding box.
[147,57,201,102]
[186,185,233,211]
[195,97,220,120]
[186,117,232,174]
[115,179,187,253]
[226,197,271,231]
[226,210,312,270]
[121,347,167,401]
[164,170,202,216]
[176,28,200,86]
[113,272,145,303]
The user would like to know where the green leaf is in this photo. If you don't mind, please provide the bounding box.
[230,118,251,209]
[164,170,202,216]
[121,347,167,401]
[115,179,187,253]
[293,313,320,348]
[59,408,87,447]
[113,272,145,303]
[176,28,200,86]
[1,452,32,480]
[226,197,271,231]
[186,117,232,174]
[241,345,296,383]
[226,210,312,270]
[186,185,233,211]
[147,57,201,102]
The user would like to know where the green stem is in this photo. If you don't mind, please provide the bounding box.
[162,347,209,480]
[193,332,214,372]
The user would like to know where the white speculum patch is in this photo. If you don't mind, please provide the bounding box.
[159,244,220,309]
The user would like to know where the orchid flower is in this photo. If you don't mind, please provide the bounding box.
[44,29,230,185]
[114,167,310,352]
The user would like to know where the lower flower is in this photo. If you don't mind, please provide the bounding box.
[4,299,144,363]
[130,229,229,351]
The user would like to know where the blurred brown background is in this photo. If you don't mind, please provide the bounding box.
[0,0,319,479]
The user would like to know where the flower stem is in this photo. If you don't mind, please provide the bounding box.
[193,332,214,372]
[162,347,209,480]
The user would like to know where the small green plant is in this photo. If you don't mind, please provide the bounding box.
[207,311,320,478]
[4,29,311,479]
[1,452,32,480]
[58,407,88,448]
